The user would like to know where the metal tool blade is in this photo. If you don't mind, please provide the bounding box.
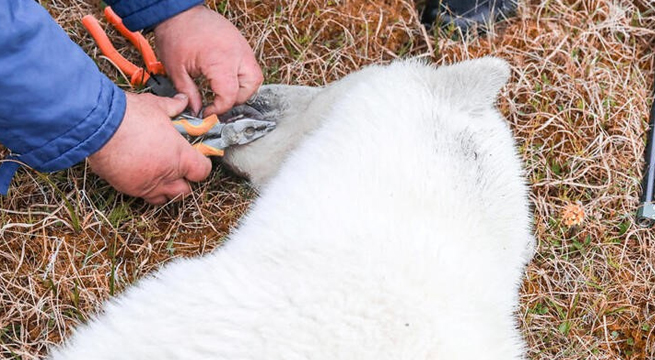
[202,119,276,150]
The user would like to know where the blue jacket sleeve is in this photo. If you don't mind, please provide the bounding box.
[0,0,126,195]
[104,0,204,31]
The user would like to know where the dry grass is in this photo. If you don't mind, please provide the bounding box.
[1,0,655,358]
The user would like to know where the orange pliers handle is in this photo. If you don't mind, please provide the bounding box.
[171,114,224,156]
[171,114,220,137]
[82,6,165,86]
[102,7,165,76]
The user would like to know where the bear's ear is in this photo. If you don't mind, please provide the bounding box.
[434,57,510,113]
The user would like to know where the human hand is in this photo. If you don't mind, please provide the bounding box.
[88,92,212,205]
[154,5,263,116]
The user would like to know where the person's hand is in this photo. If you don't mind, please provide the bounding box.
[88,92,212,205]
[154,5,263,116]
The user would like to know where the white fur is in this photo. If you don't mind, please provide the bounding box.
[49,58,534,360]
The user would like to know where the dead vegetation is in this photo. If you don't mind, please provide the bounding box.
[1,0,654,358]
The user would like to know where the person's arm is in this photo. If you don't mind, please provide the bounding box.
[0,0,125,195]
[0,1,211,203]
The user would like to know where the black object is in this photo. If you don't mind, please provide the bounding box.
[421,0,518,32]
[147,74,177,98]
[637,82,655,226]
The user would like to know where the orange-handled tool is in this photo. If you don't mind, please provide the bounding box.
[172,114,277,157]
[103,7,165,75]
[82,9,176,97]
[172,114,220,137]
[82,15,150,86]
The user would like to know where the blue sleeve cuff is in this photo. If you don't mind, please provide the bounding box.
[105,0,204,31]
[0,79,125,195]
[22,77,125,173]
[0,0,126,195]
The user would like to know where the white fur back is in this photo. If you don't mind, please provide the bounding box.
[50,58,534,360]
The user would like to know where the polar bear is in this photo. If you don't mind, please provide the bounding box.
[48,58,534,360]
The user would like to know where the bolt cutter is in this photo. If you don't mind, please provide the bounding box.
[82,7,176,97]
[82,7,275,156]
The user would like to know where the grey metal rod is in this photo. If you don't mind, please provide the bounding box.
[636,77,655,225]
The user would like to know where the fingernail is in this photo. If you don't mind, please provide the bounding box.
[174,93,188,100]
